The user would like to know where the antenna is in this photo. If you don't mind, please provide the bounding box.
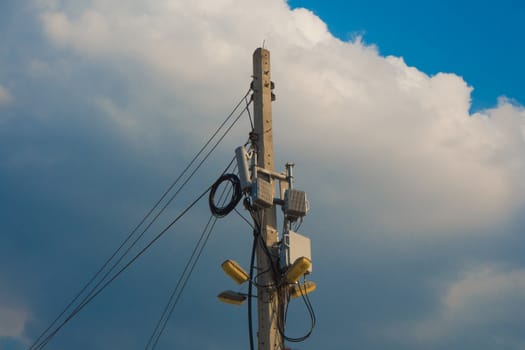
[235,146,252,191]
[216,48,316,350]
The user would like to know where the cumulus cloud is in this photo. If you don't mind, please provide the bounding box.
[279,51,524,235]
[11,0,525,348]
[0,85,12,106]
[36,0,525,236]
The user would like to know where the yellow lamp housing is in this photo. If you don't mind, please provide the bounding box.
[285,256,312,283]
[284,256,311,283]
[289,281,316,299]
[217,290,247,305]
[221,259,249,284]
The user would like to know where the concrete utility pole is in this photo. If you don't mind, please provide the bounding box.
[252,48,283,350]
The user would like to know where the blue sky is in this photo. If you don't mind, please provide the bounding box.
[290,0,525,111]
[1,1,524,350]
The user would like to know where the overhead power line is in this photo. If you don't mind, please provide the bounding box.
[146,160,237,350]
[28,89,253,350]
[33,187,211,350]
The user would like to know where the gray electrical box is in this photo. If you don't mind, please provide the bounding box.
[283,189,307,219]
[281,230,312,274]
[252,178,274,208]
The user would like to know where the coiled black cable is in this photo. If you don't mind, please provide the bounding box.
[209,174,242,217]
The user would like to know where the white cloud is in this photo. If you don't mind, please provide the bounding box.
[40,11,74,47]
[0,304,29,339]
[5,1,521,349]
[0,282,30,341]
[385,264,525,348]
[36,0,525,236]
[445,265,525,311]
[0,85,12,106]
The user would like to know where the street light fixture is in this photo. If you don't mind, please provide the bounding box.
[289,281,316,299]
[221,259,249,284]
[285,256,311,283]
[217,290,247,305]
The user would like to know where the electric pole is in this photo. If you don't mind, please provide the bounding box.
[252,48,282,350]
[217,47,314,350]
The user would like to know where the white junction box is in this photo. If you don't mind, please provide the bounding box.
[281,230,312,274]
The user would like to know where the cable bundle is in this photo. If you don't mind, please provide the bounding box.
[209,174,243,218]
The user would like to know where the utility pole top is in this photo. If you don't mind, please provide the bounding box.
[252,48,275,172]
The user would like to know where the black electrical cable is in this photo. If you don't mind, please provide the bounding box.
[277,280,316,343]
[245,189,315,347]
[88,96,252,304]
[28,89,252,350]
[304,292,316,327]
[32,95,253,350]
[146,159,236,350]
[234,208,254,229]
[32,187,211,350]
[252,267,275,288]
[256,234,279,278]
[247,229,258,350]
[245,94,254,131]
[242,195,263,350]
[245,203,279,282]
[209,174,242,217]
[291,288,316,342]
[246,202,282,349]
[34,115,248,350]
[149,214,220,350]
[240,143,316,346]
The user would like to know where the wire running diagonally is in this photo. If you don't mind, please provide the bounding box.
[146,159,237,350]
[29,89,253,350]
[34,187,211,350]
